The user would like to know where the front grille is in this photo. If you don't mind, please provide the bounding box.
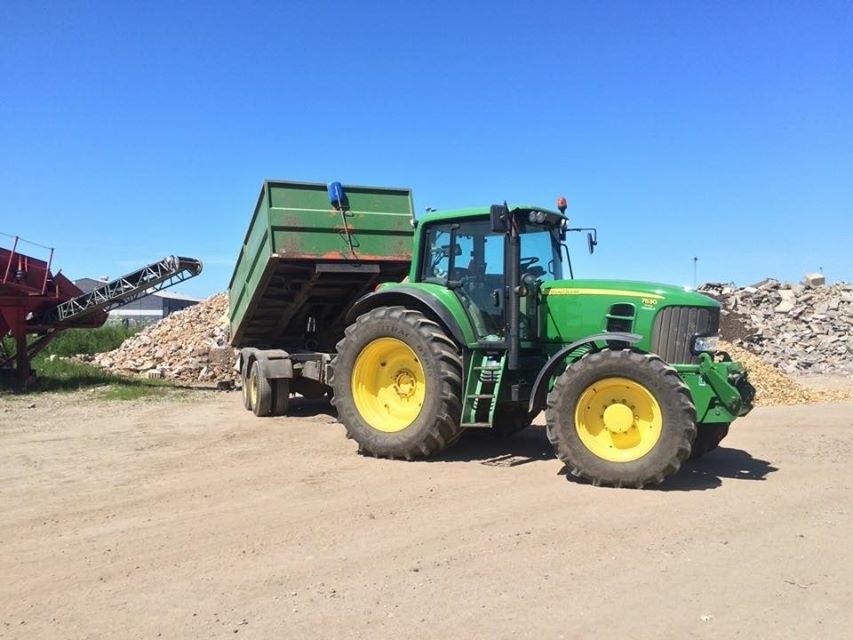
[651,306,719,363]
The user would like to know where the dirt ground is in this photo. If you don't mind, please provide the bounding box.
[1,392,852,639]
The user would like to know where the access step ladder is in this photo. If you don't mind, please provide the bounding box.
[461,352,506,428]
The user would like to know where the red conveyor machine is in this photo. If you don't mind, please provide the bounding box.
[0,233,202,383]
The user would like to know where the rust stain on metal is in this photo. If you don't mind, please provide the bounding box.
[274,251,412,262]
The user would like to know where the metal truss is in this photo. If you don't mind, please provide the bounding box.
[32,256,203,326]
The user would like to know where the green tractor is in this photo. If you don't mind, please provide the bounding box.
[329,202,754,487]
[229,181,753,488]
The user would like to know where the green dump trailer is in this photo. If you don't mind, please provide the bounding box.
[229,180,414,414]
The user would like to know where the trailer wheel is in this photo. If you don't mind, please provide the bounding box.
[273,379,291,416]
[689,423,730,460]
[546,349,696,488]
[241,361,253,410]
[330,306,463,459]
[249,360,274,417]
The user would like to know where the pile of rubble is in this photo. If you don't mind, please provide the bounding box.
[700,276,853,376]
[719,341,850,405]
[90,293,237,385]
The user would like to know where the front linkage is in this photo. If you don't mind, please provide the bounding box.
[675,352,756,425]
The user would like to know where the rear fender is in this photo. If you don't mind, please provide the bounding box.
[238,348,293,380]
[346,286,474,347]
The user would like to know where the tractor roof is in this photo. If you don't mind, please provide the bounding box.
[419,204,562,225]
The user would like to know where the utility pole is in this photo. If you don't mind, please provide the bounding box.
[693,256,698,288]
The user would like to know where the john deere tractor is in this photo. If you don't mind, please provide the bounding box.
[230,181,753,488]
[329,202,754,487]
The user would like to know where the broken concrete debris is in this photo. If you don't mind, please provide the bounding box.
[699,278,853,376]
[91,293,237,384]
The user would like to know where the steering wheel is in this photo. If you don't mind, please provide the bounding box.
[520,256,540,271]
[525,266,546,279]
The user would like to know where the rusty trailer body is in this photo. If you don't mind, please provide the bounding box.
[227,180,414,413]
[228,180,414,353]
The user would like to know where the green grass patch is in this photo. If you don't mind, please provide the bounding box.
[2,357,171,398]
[1,324,138,364]
[41,324,139,357]
[1,325,176,399]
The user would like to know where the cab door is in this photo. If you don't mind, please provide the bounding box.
[518,227,563,341]
[419,218,507,343]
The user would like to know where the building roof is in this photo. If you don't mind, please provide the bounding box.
[152,290,202,302]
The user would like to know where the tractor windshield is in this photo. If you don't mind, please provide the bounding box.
[519,227,563,282]
[419,218,565,341]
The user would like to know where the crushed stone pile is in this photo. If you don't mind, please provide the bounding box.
[700,279,853,376]
[718,341,852,406]
[91,293,237,385]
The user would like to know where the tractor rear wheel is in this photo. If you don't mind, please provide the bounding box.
[330,306,463,459]
[545,349,696,488]
[689,423,730,460]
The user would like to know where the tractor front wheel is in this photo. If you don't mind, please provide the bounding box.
[330,306,463,459]
[546,349,696,488]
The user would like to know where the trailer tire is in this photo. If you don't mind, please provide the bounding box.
[241,376,252,410]
[689,423,730,460]
[546,349,696,488]
[273,379,291,416]
[249,360,274,417]
[330,306,463,460]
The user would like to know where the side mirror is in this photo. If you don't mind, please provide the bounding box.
[587,231,598,254]
[490,204,509,232]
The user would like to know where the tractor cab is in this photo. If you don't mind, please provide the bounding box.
[413,202,595,370]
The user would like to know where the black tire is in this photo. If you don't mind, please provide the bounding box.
[273,379,291,416]
[249,360,274,417]
[545,349,696,488]
[689,423,730,460]
[329,306,463,459]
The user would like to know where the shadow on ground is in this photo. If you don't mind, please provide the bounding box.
[432,427,555,467]
[275,409,779,490]
[432,426,778,490]
[557,444,778,491]
[285,396,338,420]
[656,447,779,491]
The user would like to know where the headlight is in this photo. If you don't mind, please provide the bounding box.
[693,335,719,353]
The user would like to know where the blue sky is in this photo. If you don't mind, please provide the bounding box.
[2,1,851,298]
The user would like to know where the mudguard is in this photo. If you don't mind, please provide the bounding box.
[528,332,642,413]
[346,285,472,346]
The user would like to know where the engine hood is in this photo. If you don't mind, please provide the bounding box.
[540,279,719,308]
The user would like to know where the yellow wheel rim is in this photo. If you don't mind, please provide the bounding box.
[574,377,662,462]
[351,337,426,432]
[248,367,258,408]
